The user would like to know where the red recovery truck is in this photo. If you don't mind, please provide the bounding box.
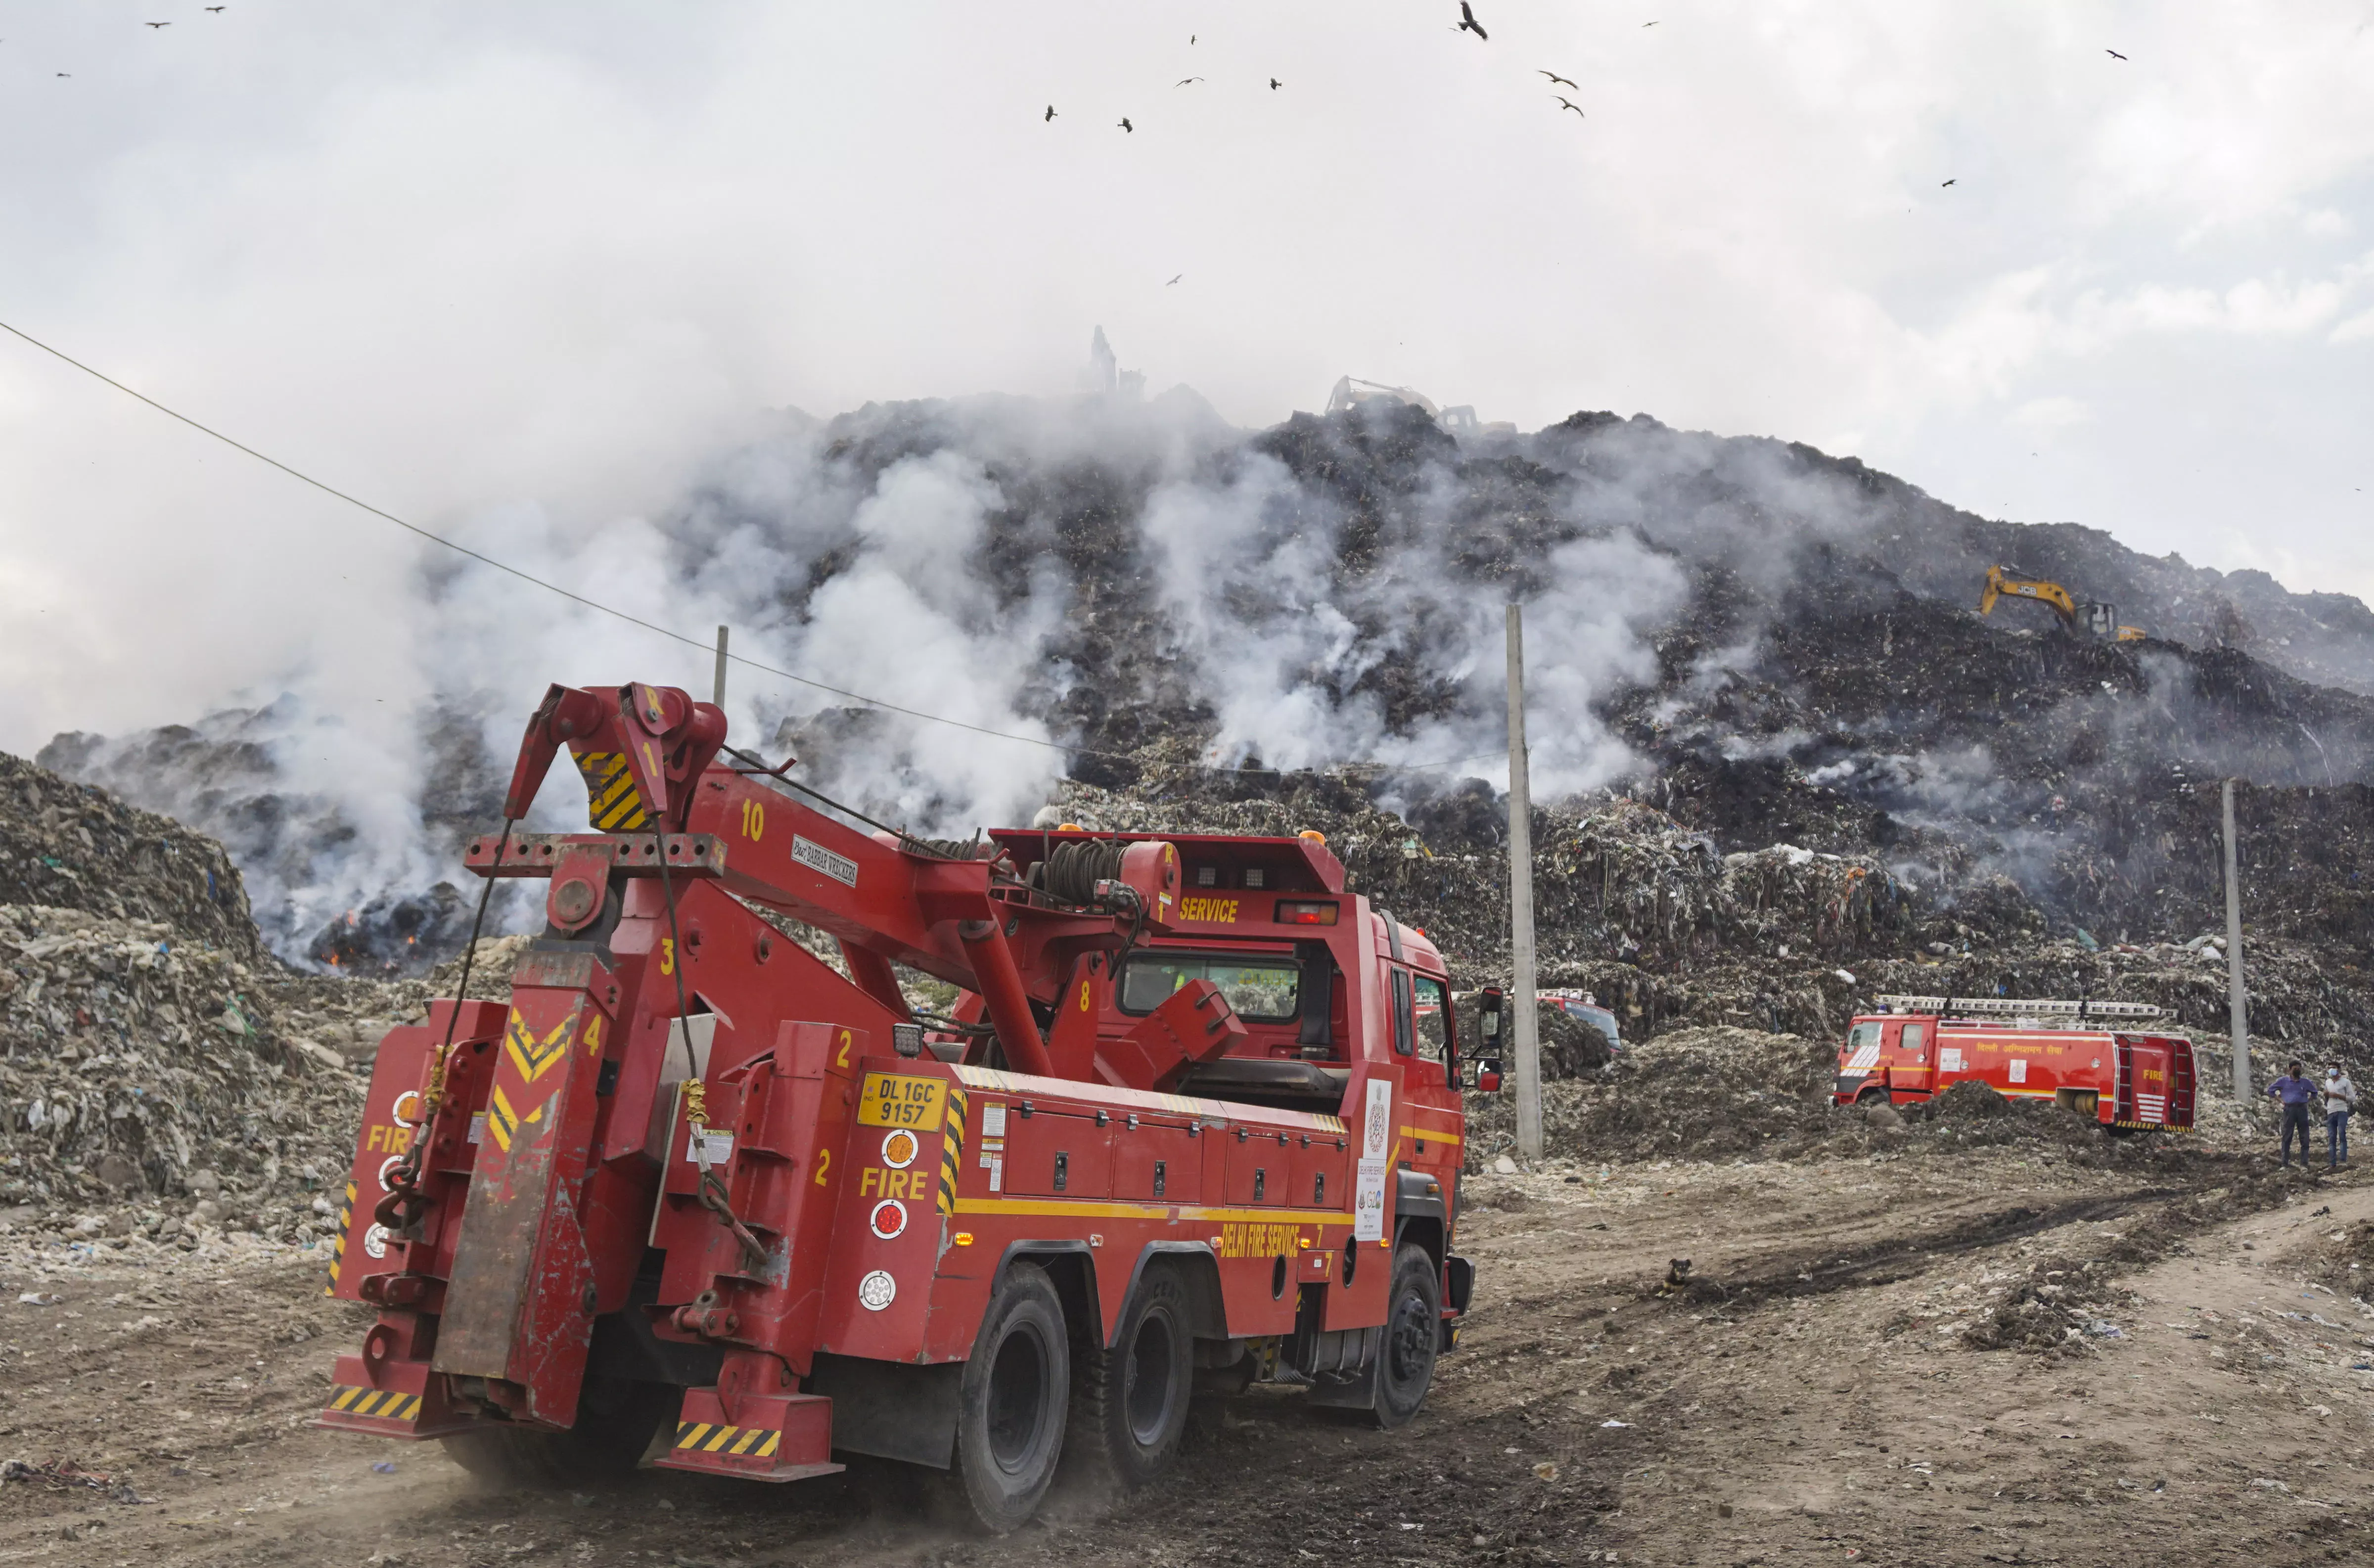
[1830,993,2197,1131]
[319,681,1473,1529]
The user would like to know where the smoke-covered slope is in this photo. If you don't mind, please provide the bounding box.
[30,392,2374,974]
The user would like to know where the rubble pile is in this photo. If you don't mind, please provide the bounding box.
[1462,1027,1843,1165]
[0,750,260,962]
[0,904,364,1226]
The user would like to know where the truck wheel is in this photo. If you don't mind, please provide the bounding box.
[1373,1244,1442,1430]
[1070,1265,1193,1489]
[443,1375,677,1487]
[952,1263,1070,1533]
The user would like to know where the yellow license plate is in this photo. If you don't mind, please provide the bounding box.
[857,1073,947,1131]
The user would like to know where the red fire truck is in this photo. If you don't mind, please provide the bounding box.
[319,681,1472,1531]
[1830,994,2196,1131]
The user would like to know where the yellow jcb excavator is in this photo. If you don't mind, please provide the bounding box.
[1979,566,2146,641]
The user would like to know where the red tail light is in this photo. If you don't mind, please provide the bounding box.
[1274,900,1338,926]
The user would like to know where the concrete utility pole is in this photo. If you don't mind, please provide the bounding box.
[713,625,730,710]
[2222,778,2251,1100]
[1505,604,1543,1160]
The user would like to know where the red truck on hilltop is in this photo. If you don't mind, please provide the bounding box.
[1831,993,2196,1131]
[320,681,1472,1530]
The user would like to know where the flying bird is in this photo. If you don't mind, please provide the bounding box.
[1269,78,1281,90]
[1539,70,1578,90]
[145,19,170,26]
[1045,104,1056,121]
[1941,178,1956,186]
[1644,19,1660,26]
[207,5,226,10]
[1118,117,1133,133]
[1176,77,1203,87]
[2106,49,2127,60]
[1459,3,1487,41]
[1166,274,1183,285]
[1556,96,1585,117]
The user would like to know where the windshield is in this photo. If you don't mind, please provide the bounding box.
[1119,952,1301,1023]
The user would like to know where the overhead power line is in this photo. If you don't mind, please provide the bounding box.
[0,317,1508,778]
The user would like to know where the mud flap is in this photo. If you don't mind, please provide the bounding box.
[805,1353,963,1468]
[1304,1356,1379,1412]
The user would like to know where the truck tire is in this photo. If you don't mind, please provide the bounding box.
[952,1262,1070,1533]
[1373,1244,1441,1430]
[443,1375,678,1487]
[1069,1264,1193,1490]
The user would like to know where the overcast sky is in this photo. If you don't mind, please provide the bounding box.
[3,1,2371,757]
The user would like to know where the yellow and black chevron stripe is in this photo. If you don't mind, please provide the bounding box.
[938,1086,968,1216]
[484,1083,548,1153]
[325,1385,423,1422]
[324,1179,357,1296]
[575,750,652,832]
[503,1010,576,1083]
[674,1421,781,1458]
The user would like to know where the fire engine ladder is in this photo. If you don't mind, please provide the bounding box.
[2113,1038,2136,1124]
[1874,995,2164,1022]
[2169,1042,2197,1125]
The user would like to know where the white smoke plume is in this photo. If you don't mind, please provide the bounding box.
[30,381,1970,966]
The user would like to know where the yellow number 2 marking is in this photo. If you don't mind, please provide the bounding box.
[836,1029,852,1070]
[659,938,675,976]
[813,1148,832,1187]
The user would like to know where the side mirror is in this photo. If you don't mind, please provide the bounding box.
[1476,1058,1503,1093]
[1479,986,1503,1044]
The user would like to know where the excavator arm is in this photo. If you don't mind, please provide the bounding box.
[1979,565,2080,629]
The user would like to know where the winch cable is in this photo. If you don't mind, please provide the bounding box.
[375,817,513,1235]
[655,832,770,1276]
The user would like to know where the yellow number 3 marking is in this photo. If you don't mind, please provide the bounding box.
[659,938,675,976]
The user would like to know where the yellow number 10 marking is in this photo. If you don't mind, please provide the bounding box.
[740,799,766,841]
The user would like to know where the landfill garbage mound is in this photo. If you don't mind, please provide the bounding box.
[0,748,262,963]
[0,902,365,1233]
[29,392,2374,975]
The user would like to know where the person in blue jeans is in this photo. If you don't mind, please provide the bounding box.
[2326,1065,2357,1169]
[2267,1061,2318,1167]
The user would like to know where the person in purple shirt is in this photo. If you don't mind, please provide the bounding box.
[2266,1060,2318,1167]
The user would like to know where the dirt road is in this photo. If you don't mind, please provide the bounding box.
[5,1145,2370,1568]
